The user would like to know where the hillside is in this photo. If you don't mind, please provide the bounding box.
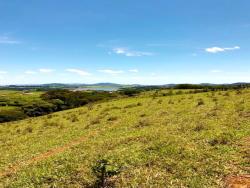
[0,89,249,187]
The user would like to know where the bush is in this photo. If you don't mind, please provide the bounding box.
[208,132,234,146]
[197,99,205,106]
[42,89,115,110]
[119,88,141,97]
[22,102,56,117]
[0,107,27,123]
[92,159,121,187]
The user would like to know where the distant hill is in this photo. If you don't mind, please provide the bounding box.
[1,82,249,91]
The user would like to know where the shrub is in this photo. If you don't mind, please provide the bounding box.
[119,88,141,97]
[91,118,101,125]
[197,99,205,106]
[24,126,33,133]
[208,132,234,146]
[135,119,150,128]
[0,107,27,123]
[71,115,79,122]
[168,100,174,104]
[140,113,146,117]
[157,99,163,104]
[193,124,205,131]
[92,159,121,187]
[107,116,118,121]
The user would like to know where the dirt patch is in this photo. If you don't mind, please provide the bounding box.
[225,175,250,188]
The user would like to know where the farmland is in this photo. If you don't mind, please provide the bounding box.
[0,89,249,187]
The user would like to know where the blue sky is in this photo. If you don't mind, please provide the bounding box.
[0,0,250,85]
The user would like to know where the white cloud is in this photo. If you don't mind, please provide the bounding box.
[205,46,240,53]
[98,69,124,74]
[66,69,91,76]
[113,48,153,57]
[0,36,20,44]
[25,70,37,75]
[129,69,139,73]
[0,71,7,74]
[211,70,222,73]
[39,68,54,73]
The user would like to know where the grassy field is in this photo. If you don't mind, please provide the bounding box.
[0,89,249,187]
[0,90,45,122]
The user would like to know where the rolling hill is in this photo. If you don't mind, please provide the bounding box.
[0,89,249,187]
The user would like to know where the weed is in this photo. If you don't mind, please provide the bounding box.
[107,116,118,121]
[193,124,206,131]
[168,99,174,104]
[92,159,121,187]
[140,113,146,117]
[47,114,53,119]
[137,102,143,106]
[157,99,163,104]
[71,115,79,122]
[91,118,101,125]
[24,126,33,133]
[208,132,234,146]
[135,119,150,128]
[197,98,205,106]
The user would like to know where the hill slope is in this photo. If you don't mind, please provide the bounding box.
[0,89,249,187]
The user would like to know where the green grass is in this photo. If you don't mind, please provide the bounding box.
[0,90,44,122]
[0,90,43,105]
[0,89,249,187]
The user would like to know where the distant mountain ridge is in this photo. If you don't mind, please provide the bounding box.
[1,82,249,91]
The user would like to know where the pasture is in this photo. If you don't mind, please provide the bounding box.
[0,89,249,187]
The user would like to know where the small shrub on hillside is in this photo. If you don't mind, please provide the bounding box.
[135,119,150,128]
[16,128,21,134]
[197,99,205,106]
[137,102,143,106]
[24,126,33,133]
[193,124,206,131]
[91,117,101,125]
[212,97,218,102]
[157,99,163,104]
[107,116,118,121]
[236,90,242,95]
[47,114,53,119]
[208,132,234,146]
[140,113,146,117]
[71,115,79,122]
[92,159,121,187]
[168,100,174,104]
[87,104,94,111]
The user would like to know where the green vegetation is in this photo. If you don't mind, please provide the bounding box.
[0,90,45,122]
[0,89,249,187]
[0,90,117,123]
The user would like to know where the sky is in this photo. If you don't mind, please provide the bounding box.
[0,0,250,85]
